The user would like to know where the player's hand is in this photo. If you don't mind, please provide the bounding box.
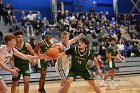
[120,56,125,58]
[10,69,19,77]
[13,67,20,72]
[78,33,84,38]
[38,54,46,59]
[30,56,38,60]
[116,55,120,59]
[98,69,102,76]
[30,59,37,66]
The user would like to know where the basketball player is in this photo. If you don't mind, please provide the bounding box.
[100,37,122,87]
[53,31,83,87]
[34,32,52,93]
[11,31,37,93]
[58,37,102,93]
[0,34,39,93]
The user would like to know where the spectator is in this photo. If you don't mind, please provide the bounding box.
[21,11,27,26]
[0,30,3,43]
[27,11,35,21]
[24,18,34,36]
[42,17,49,31]
[117,39,125,56]
[0,0,4,21]
[10,16,18,32]
[4,2,13,25]
[36,11,42,21]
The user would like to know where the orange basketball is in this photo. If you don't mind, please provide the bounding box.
[47,48,60,59]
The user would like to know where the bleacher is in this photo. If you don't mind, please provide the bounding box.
[115,57,140,75]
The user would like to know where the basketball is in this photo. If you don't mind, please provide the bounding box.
[47,48,60,59]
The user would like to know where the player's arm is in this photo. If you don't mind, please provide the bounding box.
[27,43,36,56]
[13,48,38,60]
[69,33,83,45]
[10,56,20,72]
[93,57,100,70]
[0,48,18,76]
[93,57,102,76]
[34,41,43,54]
[10,56,15,68]
[58,46,75,59]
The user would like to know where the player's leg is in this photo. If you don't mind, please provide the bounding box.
[58,69,76,93]
[111,69,115,80]
[104,70,111,80]
[11,71,21,93]
[59,69,68,87]
[58,77,74,93]
[38,69,47,92]
[38,60,48,93]
[110,69,116,86]
[0,78,8,93]
[81,71,101,93]
[100,70,111,86]
[22,66,30,93]
[11,81,19,93]
[23,76,30,93]
[55,62,67,87]
[87,80,101,93]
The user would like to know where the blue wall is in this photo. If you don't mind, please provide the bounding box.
[3,0,115,21]
[3,0,52,22]
[118,0,140,20]
[58,0,114,19]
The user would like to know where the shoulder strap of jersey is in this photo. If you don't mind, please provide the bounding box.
[74,46,77,52]
[42,39,47,45]
[88,50,91,56]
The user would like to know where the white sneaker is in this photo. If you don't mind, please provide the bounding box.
[100,80,107,87]
[109,80,117,86]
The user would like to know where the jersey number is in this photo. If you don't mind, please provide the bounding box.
[78,60,82,64]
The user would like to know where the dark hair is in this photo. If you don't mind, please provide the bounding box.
[109,37,116,42]
[80,37,89,46]
[13,31,24,36]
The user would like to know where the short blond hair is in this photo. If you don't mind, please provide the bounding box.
[61,31,69,37]
[4,34,16,44]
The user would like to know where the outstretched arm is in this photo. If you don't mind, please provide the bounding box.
[69,33,83,45]
[13,48,38,60]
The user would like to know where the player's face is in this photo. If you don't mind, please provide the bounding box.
[61,35,69,44]
[8,39,16,48]
[16,35,23,43]
[79,41,87,49]
[45,35,51,42]
[110,40,116,46]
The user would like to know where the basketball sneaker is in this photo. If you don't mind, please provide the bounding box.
[100,80,107,87]
[109,80,117,86]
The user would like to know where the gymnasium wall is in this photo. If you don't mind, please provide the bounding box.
[5,0,140,22]
[118,0,140,20]
[3,0,52,21]
[57,0,114,19]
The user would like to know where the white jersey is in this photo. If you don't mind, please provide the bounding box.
[55,42,71,78]
[0,45,14,64]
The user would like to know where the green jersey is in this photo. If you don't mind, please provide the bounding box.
[14,42,29,66]
[106,46,118,69]
[65,46,94,72]
[40,39,51,54]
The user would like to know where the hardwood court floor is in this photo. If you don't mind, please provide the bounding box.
[7,74,140,93]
